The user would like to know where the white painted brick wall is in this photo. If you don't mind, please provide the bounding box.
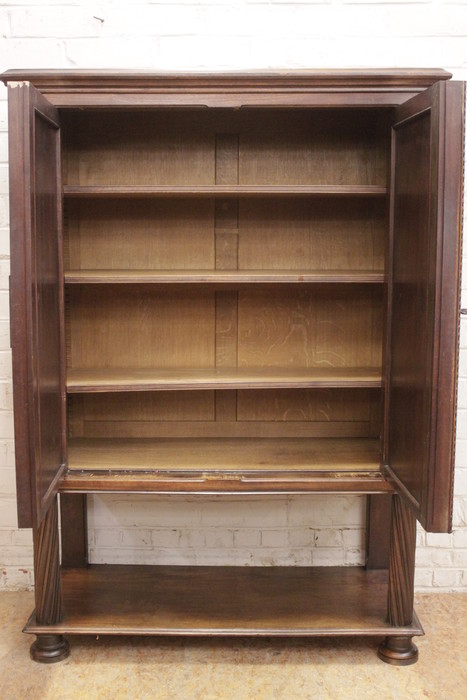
[85,494,365,567]
[0,0,466,591]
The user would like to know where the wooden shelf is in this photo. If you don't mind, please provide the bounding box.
[61,470,392,495]
[65,269,386,285]
[63,185,388,198]
[66,437,382,475]
[62,434,391,493]
[66,367,383,393]
[23,565,423,637]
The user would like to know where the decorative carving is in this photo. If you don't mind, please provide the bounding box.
[33,498,62,624]
[379,495,418,665]
[31,499,70,663]
[387,495,417,627]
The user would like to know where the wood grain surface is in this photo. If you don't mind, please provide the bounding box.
[65,270,385,284]
[4,69,463,663]
[33,500,62,625]
[387,496,417,627]
[66,367,383,392]
[64,185,387,197]
[66,436,381,472]
[23,565,423,637]
[61,109,388,188]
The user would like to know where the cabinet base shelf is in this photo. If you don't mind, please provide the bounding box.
[61,470,393,495]
[24,565,423,638]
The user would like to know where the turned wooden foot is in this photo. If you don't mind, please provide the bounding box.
[378,636,418,666]
[30,634,70,664]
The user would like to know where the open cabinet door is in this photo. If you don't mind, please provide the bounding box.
[8,82,65,528]
[386,80,464,533]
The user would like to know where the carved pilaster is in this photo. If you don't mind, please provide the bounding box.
[378,495,418,665]
[33,498,62,624]
[31,498,70,662]
[387,495,416,626]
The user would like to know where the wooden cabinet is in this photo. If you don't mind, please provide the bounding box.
[2,69,464,664]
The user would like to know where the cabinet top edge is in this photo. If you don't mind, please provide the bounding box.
[1,68,452,92]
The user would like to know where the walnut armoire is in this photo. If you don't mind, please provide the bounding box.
[2,69,464,664]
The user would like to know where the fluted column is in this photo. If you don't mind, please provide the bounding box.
[30,498,70,662]
[378,495,418,665]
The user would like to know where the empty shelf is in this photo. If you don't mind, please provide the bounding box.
[24,565,423,637]
[66,367,383,393]
[64,269,385,285]
[63,184,388,198]
[67,437,381,473]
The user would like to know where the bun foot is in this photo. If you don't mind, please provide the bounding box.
[30,634,70,663]
[378,635,418,665]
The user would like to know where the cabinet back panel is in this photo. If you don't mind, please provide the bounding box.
[238,199,386,272]
[65,200,215,271]
[62,106,387,456]
[237,388,377,422]
[64,198,385,274]
[63,111,216,186]
[62,110,388,187]
[67,287,216,369]
[237,288,383,369]
[238,110,388,186]
[67,287,382,371]
[68,388,380,440]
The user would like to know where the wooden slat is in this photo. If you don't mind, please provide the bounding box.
[63,185,388,198]
[66,366,383,393]
[64,269,385,284]
[80,420,373,440]
[23,565,422,636]
[67,437,381,473]
[60,471,393,495]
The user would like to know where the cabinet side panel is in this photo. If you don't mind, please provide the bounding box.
[32,108,65,522]
[387,82,464,532]
[8,83,64,528]
[428,81,464,532]
[388,110,434,509]
[8,85,33,528]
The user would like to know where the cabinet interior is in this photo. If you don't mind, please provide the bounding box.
[62,107,390,477]
[6,69,461,662]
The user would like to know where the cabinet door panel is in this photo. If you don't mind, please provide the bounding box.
[9,83,65,528]
[386,81,464,532]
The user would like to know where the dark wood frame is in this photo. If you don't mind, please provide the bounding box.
[2,69,464,665]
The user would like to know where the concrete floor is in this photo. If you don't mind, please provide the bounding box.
[0,591,465,699]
